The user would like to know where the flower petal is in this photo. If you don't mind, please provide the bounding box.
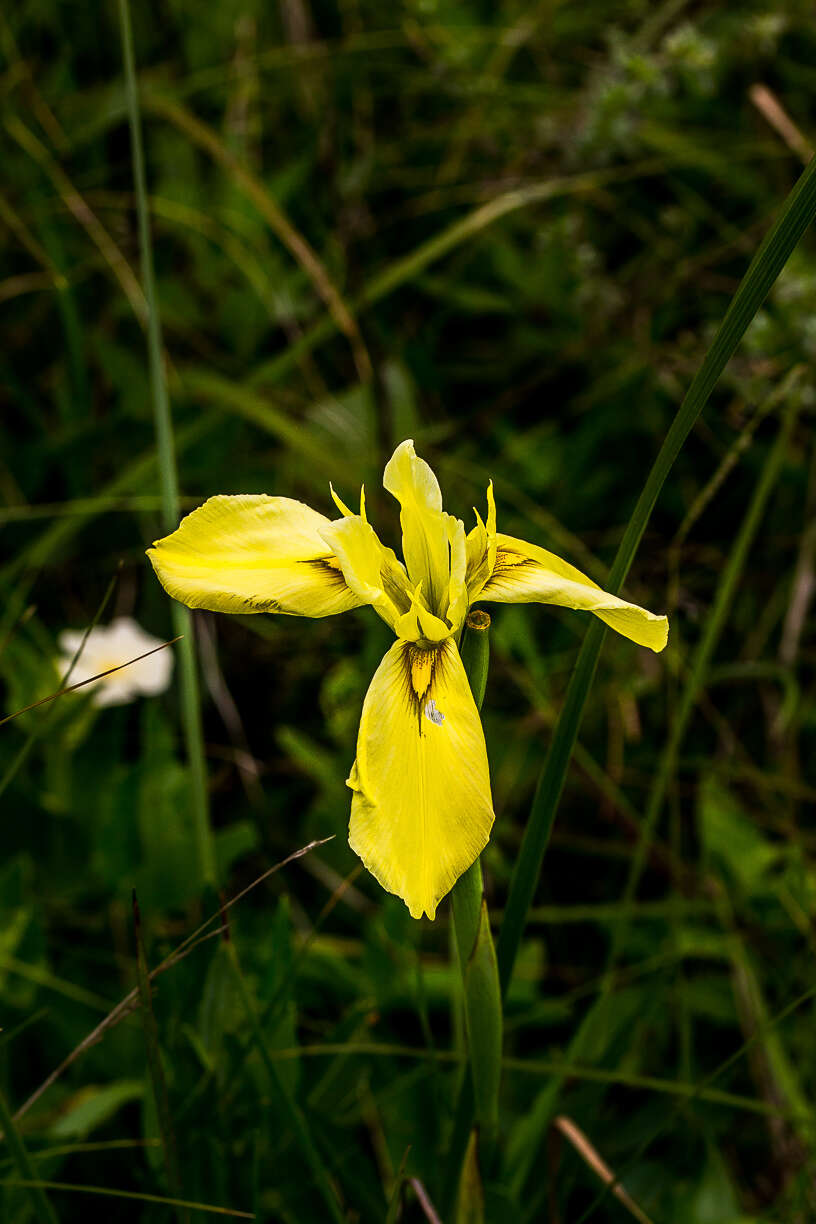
[148,495,362,617]
[478,533,669,652]
[348,638,494,919]
[383,440,451,617]
[56,618,173,706]
[465,480,497,601]
[445,514,469,634]
[393,586,452,643]
[320,513,411,633]
[106,619,174,696]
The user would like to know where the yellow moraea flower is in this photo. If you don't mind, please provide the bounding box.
[147,439,668,919]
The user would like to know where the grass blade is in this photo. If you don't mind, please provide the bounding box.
[117,0,216,888]
[506,399,802,1194]
[606,396,802,977]
[143,94,371,385]
[223,937,347,1223]
[496,152,816,999]
[247,161,666,389]
[0,570,119,802]
[4,115,147,324]
[0,1085,59,1224]
[132,892,187,1224]
[3,1181,253,1218]
[0,637,180,729]
[384,1147,411,1224]
[8,840,332,1135]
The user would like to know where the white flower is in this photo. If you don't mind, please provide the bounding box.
[57,617,174,708]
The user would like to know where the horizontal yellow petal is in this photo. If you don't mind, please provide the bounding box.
[148,495,362,617]
[479,533,669,652]
[348,638,494,920]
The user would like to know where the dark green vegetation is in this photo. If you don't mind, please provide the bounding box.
[3,1,816,1220]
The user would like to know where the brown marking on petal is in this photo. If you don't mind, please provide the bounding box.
[398,641,444,737]
[482,548,540,591]
[248,596,281,612]
[299,556,349,588]
[381,564,412,615]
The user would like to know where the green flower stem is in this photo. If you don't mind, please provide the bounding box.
[497,151,816,1000]
[451,860,484,980]
[459,609,491,709]
[117,0,216,889]
[450,611,502,1158]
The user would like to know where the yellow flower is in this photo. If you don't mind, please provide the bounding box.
[147,440,668,919]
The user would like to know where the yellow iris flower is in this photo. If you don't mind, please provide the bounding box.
[147,440,668,920]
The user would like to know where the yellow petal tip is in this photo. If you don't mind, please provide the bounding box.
[651,616,670,653]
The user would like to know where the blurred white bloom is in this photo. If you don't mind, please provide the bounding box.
[57,617,173,708]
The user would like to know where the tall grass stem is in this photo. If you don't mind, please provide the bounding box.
[507,394,803,1197]
[132,892,187,1223]
[117,0,216,888]
[224,939,347,1223]
[608,397,801,973]
[497,152,816,999]
[0,1083,59,1224]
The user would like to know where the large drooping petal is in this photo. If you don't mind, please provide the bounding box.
[348,638,494,919]
[478,533,669,652]
[383,440,451,617]
[148,495,362,617]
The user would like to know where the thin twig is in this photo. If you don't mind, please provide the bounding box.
[409,1177,443,1224]
[749,84,814,164]
[554,1115,654,1224]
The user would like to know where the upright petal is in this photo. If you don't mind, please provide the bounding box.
[465,480,497,601]
[148,495,362,617]
[445,513,469,634]
[478,533,669,652]
[348,638,494,920]
[320,513,411,633]
[393,585,452,643]
[383,440,451,616]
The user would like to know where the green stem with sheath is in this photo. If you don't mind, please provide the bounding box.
[449,610,502,1176]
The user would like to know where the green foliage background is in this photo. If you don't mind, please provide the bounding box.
[2,1,816,1220]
